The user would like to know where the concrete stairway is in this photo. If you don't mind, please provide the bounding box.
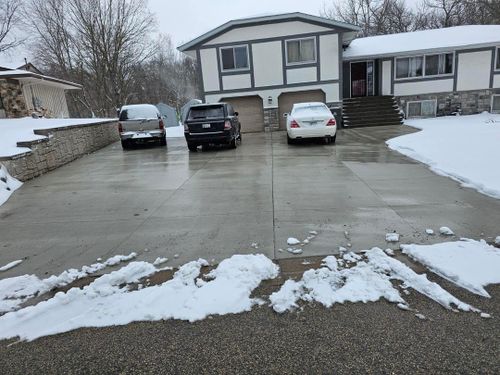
[342,96,403,127]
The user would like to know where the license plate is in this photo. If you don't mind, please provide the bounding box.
[202,123,211,129]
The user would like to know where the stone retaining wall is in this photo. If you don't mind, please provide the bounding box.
[0,121,119,181]
[397,89,500,117]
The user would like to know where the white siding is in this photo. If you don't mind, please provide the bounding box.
[381,60,392,95]
[206,21,329,45]
[319,34,339,80]
[200,48,220,92]
[252,41,283,87]
[22,83,70,118]
[222,74,252,90]
[456,50,492,91]
[493,75,500,88]
[286,67,317,84]
[205,82,340,107]
[394,79,454,96]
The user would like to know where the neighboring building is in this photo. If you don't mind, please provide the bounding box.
[0,65,81,119]
[178,13,360,132]
[178,13,500,130]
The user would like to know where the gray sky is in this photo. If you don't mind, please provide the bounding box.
[149,0,330,47]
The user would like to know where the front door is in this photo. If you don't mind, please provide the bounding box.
[350,61,375,97]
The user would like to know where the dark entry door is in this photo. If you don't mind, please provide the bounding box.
[350,61,375,97]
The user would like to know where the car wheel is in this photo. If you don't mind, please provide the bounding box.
[331,134,337,144]
[287,134,295,145]
[159,137,167,146]
[121,140,130,149]
[187,143,198,152]
[238,132,242,143]
[324,136,331,145]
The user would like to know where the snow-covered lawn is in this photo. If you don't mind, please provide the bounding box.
[386,113,500,199]
[0,117,112,158]
[1,237,499,341]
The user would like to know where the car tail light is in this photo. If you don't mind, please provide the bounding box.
[184,123,189,132]
[159,119,164,130]
[290,120,300,128]
[118,122,123,133]
[327,118,336,126]
[224,120,232,130]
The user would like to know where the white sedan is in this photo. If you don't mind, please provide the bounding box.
[286,102,337,145]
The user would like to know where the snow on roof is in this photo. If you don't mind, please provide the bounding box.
[0,68,81,89]
[344,25,500,60]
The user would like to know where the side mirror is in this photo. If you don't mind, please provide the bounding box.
[234,111,239,116]
[283,113,289,118]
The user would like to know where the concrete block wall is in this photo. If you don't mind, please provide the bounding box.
[263,107,279,130]
[397,88,500,117]
[0,121,119,181]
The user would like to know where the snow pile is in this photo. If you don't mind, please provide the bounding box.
[0,118,112,158]
[0,259,23,272]
[386,233,400,242]
[0,164,22,206]
[287,237,300,246]
[439,227,454,236]
[270,248,477,314]
[387,113,500,199]
[0,254,279,341]
[0,253,137,313]
[402,239,500,297]
[495,236,500,246]
[166,125,185,138]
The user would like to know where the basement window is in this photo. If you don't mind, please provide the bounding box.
[496,47,500,70]
[492,95,500,113]
[406,100,437,118]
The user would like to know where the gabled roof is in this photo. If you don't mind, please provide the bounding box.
[0,68,81,90]
[344,25,500,60]
[178,12,360,52]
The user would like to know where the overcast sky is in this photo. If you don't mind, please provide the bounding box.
[149,0,330,47]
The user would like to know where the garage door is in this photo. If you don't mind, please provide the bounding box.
[221,96,264,133]
[278,90,326,130]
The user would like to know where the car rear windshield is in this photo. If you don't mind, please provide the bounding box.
[188,106,225,120]
[119,106,158,121]
[293,105,329,115]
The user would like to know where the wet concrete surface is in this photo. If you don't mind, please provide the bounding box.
[1,125,500,278]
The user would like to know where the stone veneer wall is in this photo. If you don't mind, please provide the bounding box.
[0,121,119,181]
[397,88,500,117]
[0,79,28,118]
[263,107,279,131]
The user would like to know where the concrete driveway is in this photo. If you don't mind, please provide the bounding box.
[1,126,499,277]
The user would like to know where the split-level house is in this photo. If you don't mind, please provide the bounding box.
[178,12,500,132]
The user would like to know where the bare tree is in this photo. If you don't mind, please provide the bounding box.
[25,0,156,117]
[321,0,428,36]
[0,0,24,53]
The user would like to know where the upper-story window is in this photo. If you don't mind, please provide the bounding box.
[220,45,249,71]
[286,37,316,65]
[396,53,453,79]
[496,47,500,70]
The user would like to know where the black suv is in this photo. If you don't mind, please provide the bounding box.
[184,103,241,151]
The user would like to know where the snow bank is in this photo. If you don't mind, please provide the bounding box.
[0,164,22,206]
[0,254,279,341]
[0,118,112,158]
[0,253,137,313]
[401,239,500,298]
[386,113,500,199]
[270,248,477,314]
[387,113,500,199]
